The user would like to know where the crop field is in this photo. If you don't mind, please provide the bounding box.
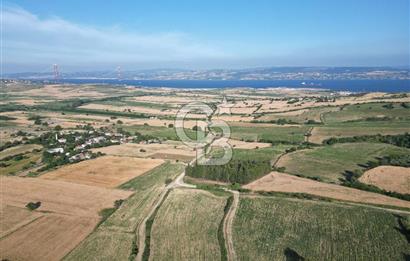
[0,150,42,175]
[258,106,340,124]
[0,144,42,160]
[0,205,43,238]
[228,124,310,143]
[0,176,131,261]
[91,142,195,161]
[243,172,410,208]
[40,156,164,188]
[123,124,200,141]
[1,176,132,217]
[359,166,410,194]
[0,214,99,261]
[276,142,410,183]
[150,189,227,261]
[79,103,179,116]
[66,162,184,260]
[310,120,410,144]
[212,145,289,162]
[233,196,410,261]
[323,102,410,123]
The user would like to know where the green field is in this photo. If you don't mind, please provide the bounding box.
[150,189,227,260]
[277,142,410,183]
[228,125,310,144]
[311,120,410,143]
[0,150,42,175]
[212,145,290,162]
[123,125,200,141]
[258,106,340,124]
[233,196,410,261]
[65,162,184,261]
[0,144,42,160]
[95,98,176,110]
[323,102,410,123]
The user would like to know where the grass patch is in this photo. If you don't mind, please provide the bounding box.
[277,142,410,183]
[228,125,310,144]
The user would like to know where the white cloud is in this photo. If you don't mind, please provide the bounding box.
[3,6,228,71]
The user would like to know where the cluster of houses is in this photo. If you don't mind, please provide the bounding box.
[46,129,161,163]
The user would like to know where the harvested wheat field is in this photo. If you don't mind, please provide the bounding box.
[0,176,132,261]
[79,103,178,115]
[359,166,410,194]
[243,172,410,209]
[1,176,132,217]
[0,205,43,238]
[40,156,164,188]
[91,143,195,159]
[0,214,98,261]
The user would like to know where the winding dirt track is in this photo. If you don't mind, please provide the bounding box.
[135,186,170,261]
[135,161,196,261]
[223,190,239,261]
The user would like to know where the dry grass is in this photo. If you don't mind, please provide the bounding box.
[40,156,164,188]
[243,172,410,208]
[359,166,410,194]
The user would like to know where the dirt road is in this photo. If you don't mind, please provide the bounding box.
[223,190,239,261]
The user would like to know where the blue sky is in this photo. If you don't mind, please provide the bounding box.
[3,0,410,72]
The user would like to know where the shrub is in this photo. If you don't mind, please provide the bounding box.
[26,201,41,210]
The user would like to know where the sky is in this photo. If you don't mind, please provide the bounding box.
[2,0,410,73]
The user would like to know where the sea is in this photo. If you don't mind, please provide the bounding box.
[50,79,410,93]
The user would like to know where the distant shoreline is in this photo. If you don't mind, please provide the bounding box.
[19,79,410,93]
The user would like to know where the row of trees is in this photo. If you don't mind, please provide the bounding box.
[343,154,410,201]
[186,159,271,184]
[323,133,410,148]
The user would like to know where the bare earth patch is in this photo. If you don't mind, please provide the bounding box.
[243,172,410,209]
[359,166,410,194]
[40,156,164,188]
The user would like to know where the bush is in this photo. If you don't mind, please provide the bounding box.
[26,201,41,210]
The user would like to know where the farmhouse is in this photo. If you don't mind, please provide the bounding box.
[47,147,64,154]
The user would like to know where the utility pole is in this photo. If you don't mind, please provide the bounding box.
[53,64,59,79]
[116,66,122,80]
